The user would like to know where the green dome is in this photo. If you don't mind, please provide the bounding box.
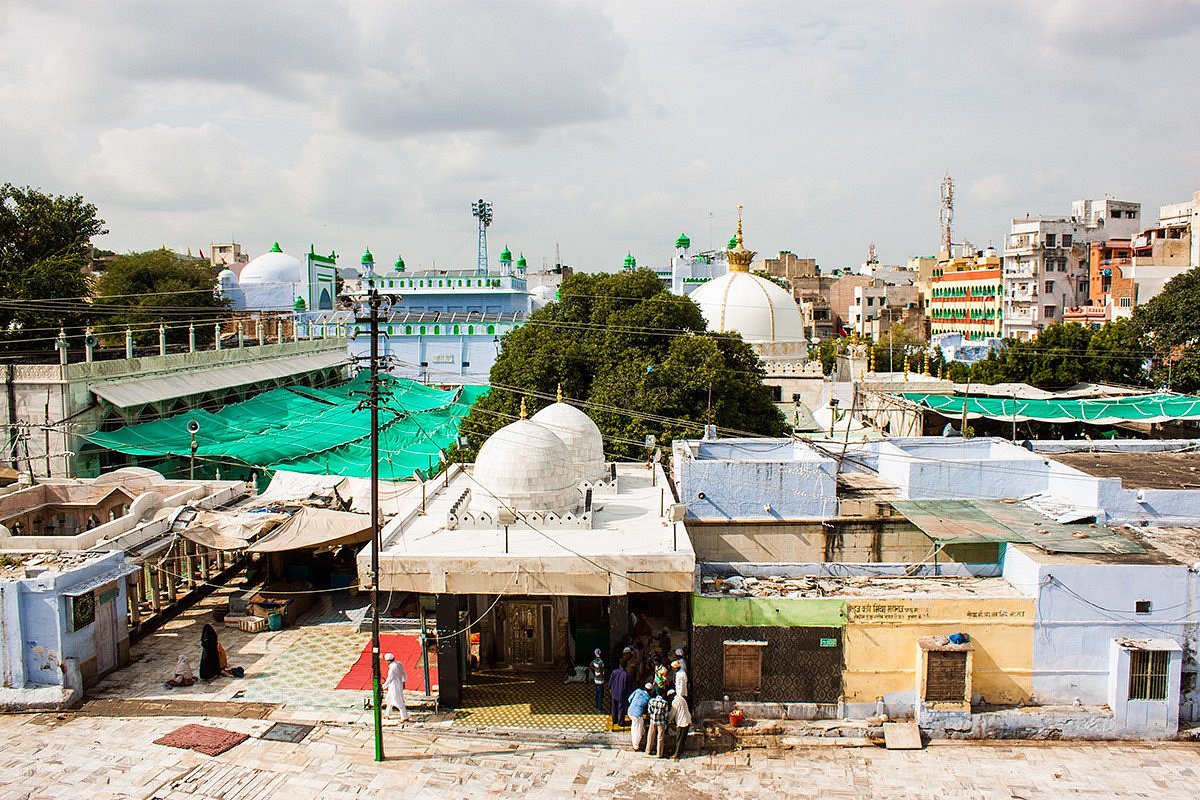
[675,231,691,249]
[727,234,738,250]
[269,241,283,253]
[500,245,512,262]
[293,296,306,310]
[623,253,636,269]
[361,248,374,266]
[394,255,405,272]
[516,253,527,269]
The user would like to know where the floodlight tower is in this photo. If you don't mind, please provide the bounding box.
[471,198,494,275]
[940,172,955,257]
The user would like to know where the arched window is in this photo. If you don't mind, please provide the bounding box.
[420,326,426,335]
[468,325,474,335]
[487,325,495,334]
[387,325,393,335]
[453,325,460,335]
[433,325,440,335]
[405,325,412,334]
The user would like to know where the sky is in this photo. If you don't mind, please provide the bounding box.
[2,0,1199,273]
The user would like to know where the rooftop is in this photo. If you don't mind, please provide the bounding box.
[1049,451,1200,490]
[699,574,1023,600]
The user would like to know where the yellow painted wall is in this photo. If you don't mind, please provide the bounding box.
[843,597,1033,706]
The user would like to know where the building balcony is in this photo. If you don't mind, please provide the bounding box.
[1100,258,1132,268]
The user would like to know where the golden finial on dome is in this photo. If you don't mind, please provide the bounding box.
[519,397,527,420]
[726,203,756,273]
[556,383,563,403]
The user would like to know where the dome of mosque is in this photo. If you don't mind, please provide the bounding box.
[471,418,580,517]
[394,255,406,272]
[689,271,807,343]
[623,253,637,269]
[531,398,606,484]
[516,253,527,270]
[675,231,691,250]
[500,245,513,262]
[293,296,306,310]
[217,268,239,288]
[240,243,304,286]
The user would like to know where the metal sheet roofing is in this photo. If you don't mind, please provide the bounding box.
[892,498,1146,555]
[91,350,350,408]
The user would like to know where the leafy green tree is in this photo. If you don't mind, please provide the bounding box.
[1134,267,1200,392]
[1085,318,1147,386]
[94,249,229,347]
[455,269,785,460]
[816,339,839,375]
[0,184,107,351]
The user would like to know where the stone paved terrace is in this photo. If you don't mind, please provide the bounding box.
[0,710,1198,799]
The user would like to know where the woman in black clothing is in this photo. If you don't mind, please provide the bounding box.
[198,623,221,681]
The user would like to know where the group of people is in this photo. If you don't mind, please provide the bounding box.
[164,622,244,688]
[588,629,693,758]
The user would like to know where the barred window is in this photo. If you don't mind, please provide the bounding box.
[1128,649,1169,701]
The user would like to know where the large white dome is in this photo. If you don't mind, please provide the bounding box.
[530,402,607,483]
[236,243,306,310]
[471,419,580,517]
[689,270,806,343]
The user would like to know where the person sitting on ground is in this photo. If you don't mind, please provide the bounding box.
[217,640,244,678]
[164,654,195,688]
[627,682,652,752]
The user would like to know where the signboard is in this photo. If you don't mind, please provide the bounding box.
[819,637,837,648]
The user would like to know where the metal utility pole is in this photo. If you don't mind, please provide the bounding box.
[362,247,385,762]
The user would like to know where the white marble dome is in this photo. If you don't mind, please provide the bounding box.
[237,244,306,310]
[689,270,807,343]
[471,419,580,517]
[531,402,607,483]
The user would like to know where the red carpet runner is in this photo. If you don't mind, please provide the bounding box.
[335,633,438,692]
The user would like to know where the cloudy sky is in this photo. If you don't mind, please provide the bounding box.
[3,0,1199,272]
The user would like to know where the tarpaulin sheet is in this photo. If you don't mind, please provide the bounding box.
[180,510,289,551]
[247,507,370,553]
[85,373,488,482]
[897,392,1200,425]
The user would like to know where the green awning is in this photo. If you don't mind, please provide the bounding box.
[85,372,488,482]
[897,392,1200,425]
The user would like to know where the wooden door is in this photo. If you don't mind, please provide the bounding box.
[94,597,118,675]
[505,602,539,667]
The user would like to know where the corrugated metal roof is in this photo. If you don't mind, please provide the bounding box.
[90,351,349,408]
[892,499,1146,555]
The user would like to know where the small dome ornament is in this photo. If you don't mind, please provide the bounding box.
[556,383,564,403]
[500,245,513,262]
[519,397,528,420]
[675,231,691,250]
[725,204,756,273]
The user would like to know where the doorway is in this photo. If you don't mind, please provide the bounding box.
[93,594,118,676]
[502,600,554,668]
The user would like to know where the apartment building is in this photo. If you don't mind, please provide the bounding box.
[1001,198,1141,339]
[928,250,1003,340]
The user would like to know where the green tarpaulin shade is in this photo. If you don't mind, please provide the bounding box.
[897,392,1200,425]
[85,372,488,482]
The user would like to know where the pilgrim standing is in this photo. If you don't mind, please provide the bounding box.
[382,652,409,721]
[589,648,607,713]
[645,688,670,758]
[627,682,652,751]
[609,658,632,728]
[198,623,221,681]
[668,688,693,759]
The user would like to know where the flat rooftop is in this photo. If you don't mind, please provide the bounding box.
[1051,450,1200,490]
[367,463,694,596]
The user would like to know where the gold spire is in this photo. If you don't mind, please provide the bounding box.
[725,203,755,273]
[556,383,563,403]
[519,397,527,420]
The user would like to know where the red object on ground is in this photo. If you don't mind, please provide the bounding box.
[335,633,437,692]
[729,708,745,727]
[153,723,250,756]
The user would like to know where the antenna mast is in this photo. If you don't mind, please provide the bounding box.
[471,198,493,275]
[940,173,955,257]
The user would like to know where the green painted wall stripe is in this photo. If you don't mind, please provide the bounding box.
[691,595,846,627]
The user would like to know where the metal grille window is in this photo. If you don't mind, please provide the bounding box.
[1128,649,1169,701]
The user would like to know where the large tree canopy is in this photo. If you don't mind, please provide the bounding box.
[0,184,106,351]
[455,269,786,460]
[1133,267,1200,392]
[94,249,229,347]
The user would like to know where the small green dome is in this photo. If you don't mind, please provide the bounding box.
[394,255,405,272]
[675,231,691,249]
[623,253,636,269]
[516,253,527,269]
[270,242,283,253]
[727,234,738,250]
[361,248,374,265]
[293,296,306,310]
[500,245,512,262]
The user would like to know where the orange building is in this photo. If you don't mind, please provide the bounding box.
[928,266,1003,340]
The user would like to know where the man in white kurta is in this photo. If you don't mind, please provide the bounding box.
[382,653,409,721]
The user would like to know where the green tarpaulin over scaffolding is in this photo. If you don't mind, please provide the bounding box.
[897,392,1200,425]
[85,372,488,481]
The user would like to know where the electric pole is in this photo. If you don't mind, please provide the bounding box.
[362,247,385,762]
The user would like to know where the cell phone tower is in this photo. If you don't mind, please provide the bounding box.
[940,172,954,257]
[471,198,494,275]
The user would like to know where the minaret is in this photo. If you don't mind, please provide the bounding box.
[725,205,756,273]
[499,245,513,277]
[675,231,691,257]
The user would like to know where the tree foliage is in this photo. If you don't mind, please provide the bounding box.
[94,249,229,347]
[455,269,786,461]
[0,184,107,351]
[1133,267,1200,392]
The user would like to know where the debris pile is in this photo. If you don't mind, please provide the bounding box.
[700,573,1005,598]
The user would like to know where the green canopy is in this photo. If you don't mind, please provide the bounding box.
[85,372,488,481]
[897,392,1200,425]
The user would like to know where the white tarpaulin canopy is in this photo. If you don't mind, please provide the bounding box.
[247,506,371,553]
[180,510,289,551]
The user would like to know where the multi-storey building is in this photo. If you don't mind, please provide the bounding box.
[928,257,1004,341]
[1001,198,1141,339]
